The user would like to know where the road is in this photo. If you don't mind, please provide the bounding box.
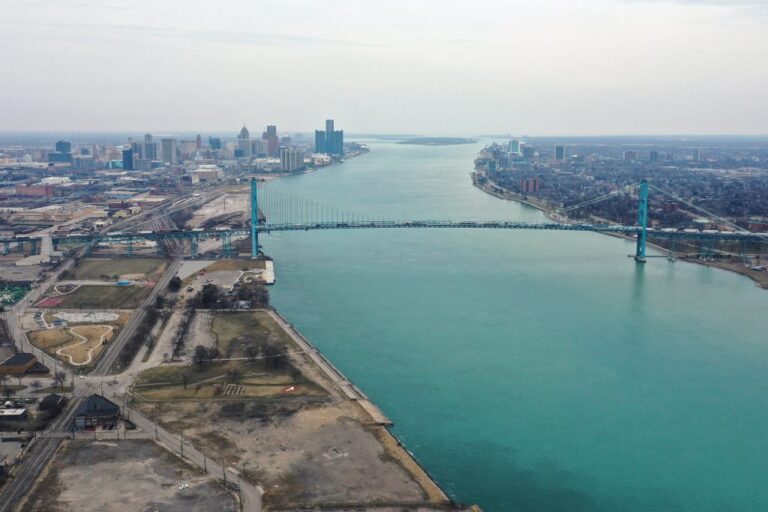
[91,258,182,375]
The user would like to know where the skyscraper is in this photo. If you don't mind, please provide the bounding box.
[507,140,521,155]
[315,119,344,157]
[262,125,279,157]
[195,134,202,150]
[554,145,565,161]
[122,148,134,170]
[236,125,251,159]
[55,140,72,154]
[143,133,157,161]
[209,137,222,150]
[161,137,177,165]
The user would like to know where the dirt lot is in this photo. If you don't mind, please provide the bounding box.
[21,440,236,512]
[28,328,74,350]
[133,310,447,509]
[69,257,167,281]
[40,285,147,309]
[188,193,249,229]
[140,400,438,510]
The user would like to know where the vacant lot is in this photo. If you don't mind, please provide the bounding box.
[140,400,441,510]
[212,310,294,356]
[44,285,146,309]
[134,310,326,401]
[22,440,236,512]
[69,257,167,281]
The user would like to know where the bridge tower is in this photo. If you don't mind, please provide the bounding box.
[250,178,259,259]
[635,180,649,263]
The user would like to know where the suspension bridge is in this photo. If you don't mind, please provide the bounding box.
[5,180,767,263]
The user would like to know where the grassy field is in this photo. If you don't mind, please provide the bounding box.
[59,325,114,365]
[203,259,266,273]
[47,285,146,309]
[70,258,167,281]
[28,328,74,350]
[133,311,324,401]
[211,310,294,357]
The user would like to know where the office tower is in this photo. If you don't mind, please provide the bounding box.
[236,125,252,159]
[161,137,178,164]
[143,133,157,161]
[251,139,268,157]
[122,148,134,170]
[55,140,72,154]
[315,119,344,156]
[195,134,202,149]
[507,140,521,155]
[522,145,535,159]
[209,137,222,150]
[262,125,279,157]
[554,145,565,161]
[280,146,305,172]
[692,148,701,161]
[650,151,659,162]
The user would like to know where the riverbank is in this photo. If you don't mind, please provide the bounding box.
[472,170,768,290]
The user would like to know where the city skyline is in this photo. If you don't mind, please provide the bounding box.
[2,0,767,135]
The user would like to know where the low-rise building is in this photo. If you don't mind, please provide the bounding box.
[0,353,49,376]
[74,394,120,430]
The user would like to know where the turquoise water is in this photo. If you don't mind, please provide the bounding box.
[261,141,768,512]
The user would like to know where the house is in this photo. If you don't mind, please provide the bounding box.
[0,353,49,376]
[39,393,64,412]
[74,394,120,430]
[0,408,28,421]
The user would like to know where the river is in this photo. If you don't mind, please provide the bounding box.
[260,140,768,512]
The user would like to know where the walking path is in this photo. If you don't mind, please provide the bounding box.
[55,325,114,366]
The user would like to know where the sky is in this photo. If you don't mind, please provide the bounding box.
[1,0,767,135]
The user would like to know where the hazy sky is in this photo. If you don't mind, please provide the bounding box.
[2,0,767,135]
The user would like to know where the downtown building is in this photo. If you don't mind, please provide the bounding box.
[280,146,305,172]
[315,119,344,157]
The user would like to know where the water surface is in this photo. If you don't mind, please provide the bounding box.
[262,141,768,512]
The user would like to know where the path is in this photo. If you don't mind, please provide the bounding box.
[55,325,114,366]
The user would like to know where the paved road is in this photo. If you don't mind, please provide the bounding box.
[91,258,182,375]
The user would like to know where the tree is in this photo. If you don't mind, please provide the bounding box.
[225,368,242,384]
[167,276,182,293]
[30,380,42,393]
[244,345,258,363]
[3,387,15,400]
[53,371,66,390]
[181,372,191,389]
[199,284,220,308]
[0,375,8,393]
[192,345,211,370]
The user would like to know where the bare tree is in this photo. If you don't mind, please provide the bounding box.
[30,380,42,393]
[181,372,191,389]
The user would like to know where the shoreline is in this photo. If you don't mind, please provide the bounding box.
[471,171,768,290]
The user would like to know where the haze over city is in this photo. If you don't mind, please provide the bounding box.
[2,0,767,135]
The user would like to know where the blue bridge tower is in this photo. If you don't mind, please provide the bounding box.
[635,180,649,263]
[250,178,259,259]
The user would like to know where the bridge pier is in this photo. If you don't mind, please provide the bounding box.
[222,231,233,258]
[3,241,9,255]
[634,180,649,263]
[191,235,199,258]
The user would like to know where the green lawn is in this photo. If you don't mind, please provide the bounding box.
[70,258,167,281]
[51,285,146,309]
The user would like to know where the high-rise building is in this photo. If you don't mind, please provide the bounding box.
[161,137,178,165]
[623,150,638,161]
[143,133,157,161]
[236,125,252,160]
[195,134,202,150]
[55,140,72,154]
[649,151,659,162]
[507,140,521,155]
[692,148,701,161]
[522,145,535,159]
[280,146,305,172]
[315,119,344,156]
[262,125,279,157]
[209,137,222,150]
[122,148,134,170]
[554,145,565,161]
